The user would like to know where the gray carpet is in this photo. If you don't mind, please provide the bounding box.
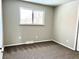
[3,41,79,59]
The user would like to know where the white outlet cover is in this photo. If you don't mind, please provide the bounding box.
[66,40,69,42]
[35,36,38,39]
[18,36,22,39]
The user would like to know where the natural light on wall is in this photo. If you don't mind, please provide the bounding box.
[20,7,45,25]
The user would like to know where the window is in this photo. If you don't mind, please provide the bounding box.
[20,8,32,24]
[20,7,45,25]
[33,10,44,25]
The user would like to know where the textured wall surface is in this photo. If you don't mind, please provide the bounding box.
[3,0,54,45]
[53,1,78,50]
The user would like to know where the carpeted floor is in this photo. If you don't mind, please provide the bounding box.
[3,41,79,59]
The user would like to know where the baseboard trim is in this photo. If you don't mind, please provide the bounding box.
[51,39,75,51]
[4,39,75,51]
[4,40,52,47]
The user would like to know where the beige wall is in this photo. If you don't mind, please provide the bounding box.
[53,1,78,50]
[3,0,54,45]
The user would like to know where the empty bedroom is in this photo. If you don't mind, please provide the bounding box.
[0,0,79,59]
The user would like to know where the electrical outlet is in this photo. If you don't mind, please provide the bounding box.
[18,36,22,40]
[66,40,69,43]
[35,35,38,39]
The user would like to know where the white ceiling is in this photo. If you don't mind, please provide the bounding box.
[22,0,77,6]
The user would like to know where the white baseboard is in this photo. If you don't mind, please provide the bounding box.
[4,39,75,51]
[4,40,52,47]
[51,39,75,51]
